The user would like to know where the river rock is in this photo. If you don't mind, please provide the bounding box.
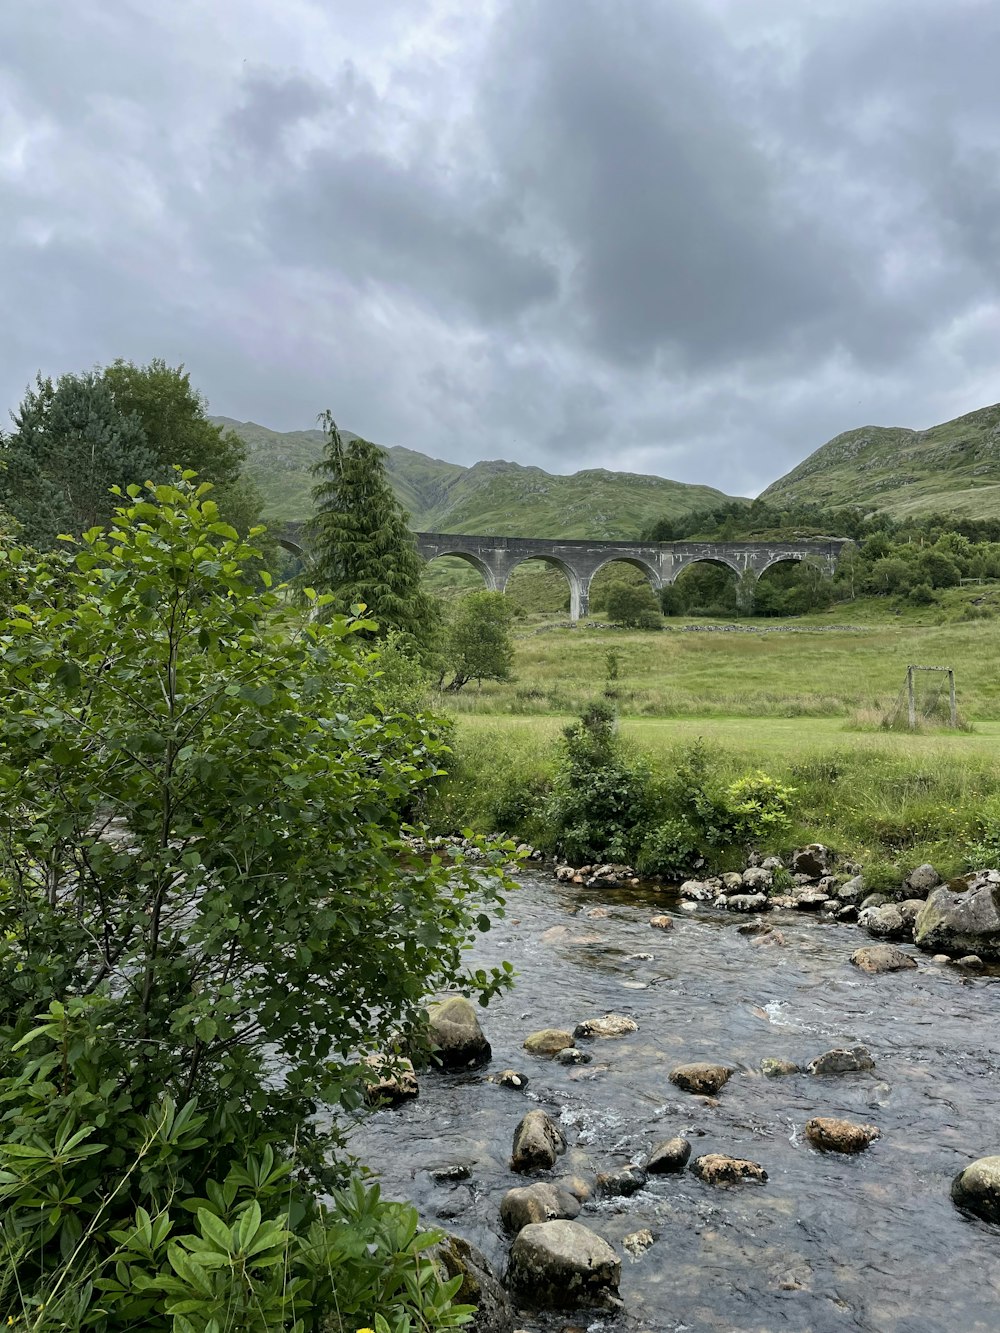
[690,1154,768,1185]
[838,875,866,903]
[742,867,773,890]
[493,1069,530,1090]
[669,1062,734,1095]
[762,855,785,871]
[574,1014,638,1039]
[524,1029,575,1057]
[851,945,918,975]
[727,893,769,913]
[680,879,714,901]
[792,889,831,911]
[500,1183,582,1233]
[432,1234,514,1333]
[761,1057,801,1077]
[427,996,491,1070]
[595,1164,647,1197]
[808,1045,875,1075]
[649,914,674,930]
[906,863,942,895]
[721,871,744,890]
[915,876,1000,960]
[952,1156,1000,1222]
[555,1047,591,1065]
[791,844,833,878]
[805,1116,881,1153]
[622,1228,655,1259]
[858,904,908,941]
[507,1221,621,1310]
[956,954,984,970]
[511,1110,567,1173]
[645,1136,692,1173]
[364,1054,419,1105]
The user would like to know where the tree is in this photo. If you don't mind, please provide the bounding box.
[605,579,661,628]
[0,370,159,547]
[308,412,438,646]
[442,589,515,691]
[0,361,259,549]
[0,477,513,1321]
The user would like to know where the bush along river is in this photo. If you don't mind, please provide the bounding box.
[351,859,1000,1333]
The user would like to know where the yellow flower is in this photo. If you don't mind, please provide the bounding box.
[357,1327,375,1333]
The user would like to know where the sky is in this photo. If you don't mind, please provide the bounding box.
[2,0,999,496]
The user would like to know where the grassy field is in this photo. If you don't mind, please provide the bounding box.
[433,604,1000,874]
[443,603,1000,721]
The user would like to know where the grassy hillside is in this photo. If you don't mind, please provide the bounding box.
[761,403,1000,517]
[214,417,741,537]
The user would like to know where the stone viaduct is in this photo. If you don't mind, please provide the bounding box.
[412,533,852,621]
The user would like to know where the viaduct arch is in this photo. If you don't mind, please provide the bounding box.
[414,533,852,621]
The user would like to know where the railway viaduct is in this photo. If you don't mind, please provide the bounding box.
[412,534,851,621]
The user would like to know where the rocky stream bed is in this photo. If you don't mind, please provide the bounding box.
[351,864,1000,1333]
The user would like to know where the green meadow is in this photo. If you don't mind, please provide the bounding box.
[433,603,1000,876]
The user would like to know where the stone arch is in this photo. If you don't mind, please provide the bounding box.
[666,557,743,616]
[669,555,742,581]
[589,554,661,588]
[502,554,586,621]
[755,552,808,578]
[422,550,499,592]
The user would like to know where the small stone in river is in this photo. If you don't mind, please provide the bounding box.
[364,1054,419,1106]
[585,906,610,919]
[427,995,492,1070]
[690,1154,768,1186]
[805,1116,880,1154]
[555,1046,591,1065]
[574,1014,638,1039]
[511,1110,567,1173]
[761,1057,801,1078]
[850,945,918,975]
[649,914,674,931]
[500,1183,582,1233]
[727,893,769,913]
[807,1045,875,1075]
[952,1156,1000,1223]
[595,1164,647,1198]
[622,1228,655,1260]
[955,954,984,969]
[669,1062,734,1095]
[429,1161,474,1183]
[507,1221,621,1310]
[645,1136,691,1173]
[493,1068,530,1090]
[524,1029,575,1057]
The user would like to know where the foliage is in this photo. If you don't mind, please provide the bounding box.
[544,701,653,864]
[0,476,512,1326]
[604,579,661,629]
[441,591,515,692]
[722,771,796,845]
[0,362,258,550]
[636,819,702,879]
[307,414,438,649]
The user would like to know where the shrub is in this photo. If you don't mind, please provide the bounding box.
[723,771,796,846]
[636,819,703,879]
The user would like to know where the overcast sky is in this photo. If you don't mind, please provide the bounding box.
[2,0,999,495]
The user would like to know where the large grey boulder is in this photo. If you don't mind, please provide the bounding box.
[906,863,942,895]
[838,875,866,903]
[500,1183,581,1233]
[432,1234,514,1333]
[952,1156,1000,1223]
[427,996,491,1070]
[511,1109,567,1173]
[507,1221,621,1309]
[915,876,1000,960]
[858,903,908,941]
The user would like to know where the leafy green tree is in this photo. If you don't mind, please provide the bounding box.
[0,476,512,1198]
[0,370,159,547]
[308,412,438,647]
[604,578,661,628]
[1,361,261,549]
[442,589,515,691]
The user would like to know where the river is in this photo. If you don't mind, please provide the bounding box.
[350,869,1000,1332]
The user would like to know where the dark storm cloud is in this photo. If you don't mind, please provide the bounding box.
[1,0,998,495]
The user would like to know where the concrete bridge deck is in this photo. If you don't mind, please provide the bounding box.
[414,533,851,620]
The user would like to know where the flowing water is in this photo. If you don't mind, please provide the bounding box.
[350,870,1000,1332]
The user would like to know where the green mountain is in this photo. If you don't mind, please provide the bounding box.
[761,403,1000,518]
[214,417,742,537]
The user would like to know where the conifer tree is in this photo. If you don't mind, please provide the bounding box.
[307,411,439,645]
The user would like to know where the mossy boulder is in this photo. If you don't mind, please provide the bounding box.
[914,876,1000,960]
